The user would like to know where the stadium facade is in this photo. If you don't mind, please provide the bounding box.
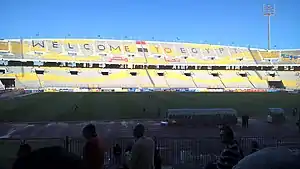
[0,39,299,92]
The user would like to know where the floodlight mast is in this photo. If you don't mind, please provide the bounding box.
[263,4,275,50]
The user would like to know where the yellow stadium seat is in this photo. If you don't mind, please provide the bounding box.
[78,76,106,83]
[193,78,218,84]
[250,50,262,62]
[109,70,131,80]
[15,73,39,81]
[123,44,137,53]
[148,43,163,55]
[129,57,146,63]
[248,76,267,85]
[10,41,22,54]
[186,58,203,64]
[0,41,9,51]
[135,70,153,88]
[0,73,15,78]
[214,56,234,64]
[146,57,167,64]
[146,70,168,88]
[147,70,157,76]
[222,77,246,83]
[61,39,94,44]
[23,40,47,53]
[282,80,299,89]
[260,51,279,59]
[41,74,73,82]
[228,48,255,64]
[110,47,122,55]
[75,55,101,62]
[43,53,75,61]
[165,71,190,81]
[160,44,177,57]
[193,78,221,88]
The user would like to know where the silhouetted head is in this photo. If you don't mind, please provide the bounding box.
[82,124,97,140]
[220,125,234,144]
[133,123,145,139]
[17,143,31,158]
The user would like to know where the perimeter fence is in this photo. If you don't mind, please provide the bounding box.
[0,136,300,169]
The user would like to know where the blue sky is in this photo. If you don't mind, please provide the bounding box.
[1,0,299,49]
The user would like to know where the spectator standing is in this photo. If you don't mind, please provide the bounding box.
[245,115,249,128]
[297,120,300,133]
[242,115,249,128]
[130,124,155,169]
[82,124,105,169]
[205,125,244,169]
[217,125,244,169]
[113,144,122,166]
[241,115,246,128]
[292,108,298,117]
[157,108,161,118]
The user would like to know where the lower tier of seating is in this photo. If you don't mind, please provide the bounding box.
[0,67,299,89]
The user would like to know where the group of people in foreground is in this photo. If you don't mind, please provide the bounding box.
[12,123,300,169]
[12,123,160,169]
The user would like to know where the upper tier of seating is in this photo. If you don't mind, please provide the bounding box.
[0,39,299,65]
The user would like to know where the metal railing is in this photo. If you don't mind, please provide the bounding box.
[0,136,299,169]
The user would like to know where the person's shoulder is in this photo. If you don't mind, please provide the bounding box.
[145,137,154,141]
[145,137,155,147]
[134,138,144,145]
[139,137,154,143]
[147,137,155,143]
[134,137,153,146]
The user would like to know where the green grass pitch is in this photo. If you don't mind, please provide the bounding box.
[0,92,299,122]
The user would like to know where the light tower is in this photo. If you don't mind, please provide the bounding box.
[263,4,275,50]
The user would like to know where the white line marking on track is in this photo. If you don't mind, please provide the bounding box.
[76,122,89,126]
[89,121,96,124]
[0,128,16,138]
[46,123,56,127]
[24,124,34,128]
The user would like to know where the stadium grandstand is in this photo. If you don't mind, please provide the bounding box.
[0,39,299,91]
[1,2,300,169]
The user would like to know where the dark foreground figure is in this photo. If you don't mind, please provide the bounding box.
[13,145,84,169]
[82,123,105,169]
[234,147,300,169]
